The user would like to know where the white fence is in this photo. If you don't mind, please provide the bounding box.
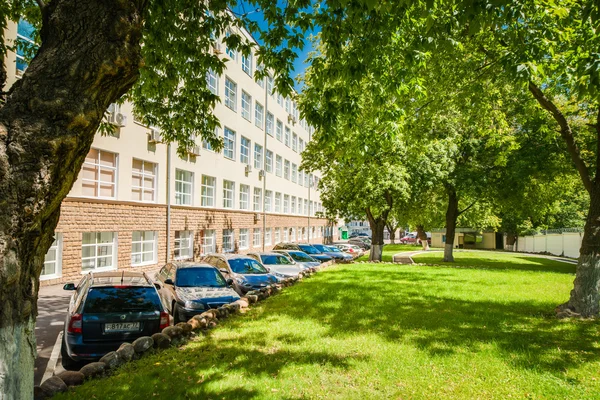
[509,232,583,258]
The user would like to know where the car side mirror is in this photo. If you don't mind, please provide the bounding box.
[219,268,228,274]
[63,283,76,291]
[265,267,271,272]
[154,283,161,290]
[226,278,234,286]
[164,278,174,285]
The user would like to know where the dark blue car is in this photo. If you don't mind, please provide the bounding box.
[203,254,278,294]
[273,243,333,263]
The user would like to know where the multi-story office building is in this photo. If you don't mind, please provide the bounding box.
[3,19,337,286]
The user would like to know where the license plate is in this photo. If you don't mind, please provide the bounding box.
[104,322,140,332]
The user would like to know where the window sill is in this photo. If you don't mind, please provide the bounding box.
[81,267,117,275]
[40,273,62,281]
[132,261,157,267]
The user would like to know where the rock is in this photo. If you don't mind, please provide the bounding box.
[162,325,184,339]
[200,309,218,319]
[132,336,154,353]
[217,307,228,318]
[207,320,218,329]
[40,376,67,396]
[246,290,258,296]
[34,385,48,400]
[246,295,258,304]
[151,332,171,349]
[176,322,193,336]
[99,351,122,369]
[236,298,250,308]
[117,343,135,362]
[56,370,85,386]
[79,362,106,379]
[191,315,208,328]
[188,317,201,330]
[227,302,241,313]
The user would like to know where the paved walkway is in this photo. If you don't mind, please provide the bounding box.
[392,249,578,265]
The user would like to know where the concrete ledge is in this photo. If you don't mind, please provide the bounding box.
[392,253,415,264]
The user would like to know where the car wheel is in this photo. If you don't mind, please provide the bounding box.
[172,302,181,324]
[60,334,79,370]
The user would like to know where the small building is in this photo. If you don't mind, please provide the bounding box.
[431,228,500,250]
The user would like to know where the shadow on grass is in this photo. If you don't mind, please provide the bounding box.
[412,254,576,274]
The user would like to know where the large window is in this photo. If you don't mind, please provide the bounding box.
[239,184,250,209]
[202,127,219,151]
[131,159,156,202]
[304,198,309,215]
[283,227,289,242]
[255,102,264,128]
[241,91,252,120]
[42,234,62,279]
[16,19,36,76]
[174,230,193,260]
[292,133,298,152]
[265,190,272,212]
[175,169,193,205]
[81,149,117,199]
[253,228,261,247]
[267,76,274,95]
[239,228,249,249]
[265,228,272,246]
[284,126,291,146]
[201,175,216,207]
[223,180,235,208]
[131,231,157,266]
[275,192,281,212]
[285,97,291,113]
[299,170,304,188]
[291,196,296,214]
[240,136,251,164]
[265,150,273,173]
[202,230,216,255]
[223,127,236,160]
[274,228,281,243]
[206,69,219,95]
[266,112,274,136]
[242,52,252,76]
[291,163,298,183]
[284,160,290,180]
[225,30,237,60]
[82,232,116,272]
[254,144,263,170]
[253,187,262,211]
[223,229,234,253]
[275,155,282,177]
[276,120,283,142]
[224,77,237,111]
[283,195,290,213]
[299,138,305,152]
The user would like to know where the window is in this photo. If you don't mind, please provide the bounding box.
[275,192,281,212]
[202,127,219,151]
[265,190,272,212]
[223,180,235,208]
[283,195,290,213]
[299,170,304,187]
[292,163,298,183]
[223,127,235,159]
[224,77,237,110]
[285,97,291,113]
[240,136,251,164]
[81,149,117,199]
[239,184,250,209]
[267,76,274,95]
[82,232,116,271]
[274,228,281,243]
[284,160,290,180]
[266,112,274,136]
[254,144,263,169]
[175,169,193,205]
[239,229,249,249]
[201,175,216,207]
[202,230,216,255]
[253,228,261,247]
[253,187,262,211]
[206,69,219,95]
[131,231,157,266]
[174,231,193,259]
[42,234,62,279]
[276,120,283,142]
[222,229,234,252]
[283,227,289,241]
[16,19,36,76]
[284,126,291,146]
[291,227,296,242]
[266,150,273,173]
[242,52,252,76]
[291,196,296,214]
[241,91,252,120]
[131,159,157,202]
[304,199,309,215]
[265,228,272,246]
[292,133,298,152]
[255,102,264,128]
[299,138,305,152]
[277,94,283,106]
[275,155,283,177]
[225,30,237,60]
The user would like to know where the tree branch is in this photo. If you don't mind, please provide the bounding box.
[457,200,477,216]
[35,0,46,11]
[528,81,592,193]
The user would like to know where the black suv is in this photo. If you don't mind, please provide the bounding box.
[273,243,333,263]
[61,271,169,369]
[154,262,240,323]
[203,254,278,295]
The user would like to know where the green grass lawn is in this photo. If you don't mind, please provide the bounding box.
[357,243,423,262]
[56,253,600,400]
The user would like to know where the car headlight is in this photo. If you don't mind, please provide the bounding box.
[274,272,287,278]
[184,300,205,310]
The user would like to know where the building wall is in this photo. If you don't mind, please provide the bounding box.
[515,232,583,258]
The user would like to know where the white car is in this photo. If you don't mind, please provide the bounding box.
[334,244,364,258]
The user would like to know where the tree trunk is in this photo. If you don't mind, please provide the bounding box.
[369,219,386,262]
[444,188,459,262]
[558,184,600,317]
[0,1,145,397]
[386,222,396,244]
[416,224,429,251]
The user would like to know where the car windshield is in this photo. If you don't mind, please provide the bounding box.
[260,254,294,265]
[327,246,343,253]
[288,251,315,262]
[228,259,267,274]
[299,244,321,254]
[83,287,162,313]
[176,268,226,288]
[312,244,330,252]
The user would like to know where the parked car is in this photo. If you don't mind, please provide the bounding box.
[61,271,169,369]
[272,242,333,263]
[333,243,364,258]
[273,250,321,269]
[348,237,371,250]
[203,254,278,295]
[400,232,431,245]
[311,243,353,262]
[247,252,304,280]
[349,231,371,239]
[154,262,240,323]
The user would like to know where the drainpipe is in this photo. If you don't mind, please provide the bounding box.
[262,75,268,251]
[166,142,172,262]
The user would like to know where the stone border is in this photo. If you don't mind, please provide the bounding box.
[34,262,333,399]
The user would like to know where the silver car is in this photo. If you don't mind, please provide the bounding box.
[273,250,321,269]
[334,243,364,258]
[247,252,303,280]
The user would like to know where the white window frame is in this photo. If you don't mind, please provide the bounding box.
[274,228,281,243]
[275,192,281,212]
[265,150,273,173]
[223,180,235,209]
[253,228,261,247]
[283,195,290,213]
[284,126,291,147]
[254,144,263,170]
[255,102,264,129]
[202,230,216,255]
[240,136,251,164]
[41,233,63,280]
[266,112,274,136]
[283,227,289,242]
[292,163,298,183]
[241,91,252,121]
[207,69,219,95]
[242,52,253,76]
[275,155,283,177]
[131,231,157,266]
[224,77,237,111]
[239,228,249,250]
[265,190,272,212]
[81,232,117,273]
[175,169,193,206]
[174,230,194,260]
[291,196,296,214]
[276,120,283,141]
[81,149,118,199]
[222,229,235,253]
[131,159,157,203]
[265,228,272,246]
[223,127,236,160]
[253,187,262,211]
[239,184,250,210]
[284,160,290,180]
[292,133,298,152]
